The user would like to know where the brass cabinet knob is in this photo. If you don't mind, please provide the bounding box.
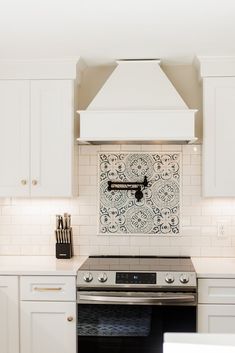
[32,180,38,186]
[21,180,27,185]
[67,316,73,322]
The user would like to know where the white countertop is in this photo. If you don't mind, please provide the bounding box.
[192,257,235,278]
[164,333,235,353]
[0,256,235,278]
[0,256,87,276]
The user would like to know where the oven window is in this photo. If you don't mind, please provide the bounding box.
[77,304,196,353]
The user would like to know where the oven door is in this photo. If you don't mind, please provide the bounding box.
[77,291,197,353]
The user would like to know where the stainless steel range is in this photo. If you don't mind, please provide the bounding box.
[76,256,197,353]
[77,255,196,291]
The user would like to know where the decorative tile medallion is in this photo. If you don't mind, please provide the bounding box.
[99,152,181,235]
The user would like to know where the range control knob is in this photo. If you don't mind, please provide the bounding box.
[165,274,174,284]
[98,273,108,283]
[180,274,189,284]
[83,272,93,283]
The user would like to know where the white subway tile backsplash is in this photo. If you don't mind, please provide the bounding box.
[181,227,201,237]
[182,196,192,206]
[182,206,201,216]
[191,176,201,185]
[182,176,191,186]
[149,237,171,247]
[158,247,181,256]
[183,165,201,176]
[182,154,190,165]
[72,216,91,225]
[183,185,201,196]
[119,246,140,255]
[141,145,162,151]
[90,156,98,166]
[160,145,182,151]
[100,145,121,151]
[181,216,191,226]
[79,225,97,235]
[0,216,11,224]
[180,246,201,256]
[211,236,232,247]
[138,247,158,256]
[78,176,91,186]
[200,247,223,257]
[0,236,12,244]
[120,145,142,151]
[0,198,11,206]
[40,225,55,235]
[79,155,90,165]
[183,145,201,155]
[191,216,211,226]
[192,236,211,247]
[0,225,21,236]
[201,226,217,236]
[79,185,97,196]
[79,165,97,176]
[0,144,235,257]
[221,247,235,257]
[130,237,150,247]
[90,176,98,185]
[21,225,41,236]
[191,155,201,165]
[0,245,21,255]
[79,205,97,215]
[79,145,100,155]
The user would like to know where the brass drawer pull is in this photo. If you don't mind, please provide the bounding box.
[67,316,73,322]
[33,287,62,292]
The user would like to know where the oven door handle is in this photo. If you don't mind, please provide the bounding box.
[77,293,196,304]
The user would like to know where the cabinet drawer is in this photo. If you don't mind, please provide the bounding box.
[198,279,235,304]
[20,276,76,301]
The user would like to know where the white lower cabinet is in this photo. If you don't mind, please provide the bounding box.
[198,278,235,333]
[0,276,19,353]
[198,304,235,333]
[20,276,76,353]
[20,301,76,353]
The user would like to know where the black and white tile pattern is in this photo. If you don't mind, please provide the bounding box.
[99,152,181,235]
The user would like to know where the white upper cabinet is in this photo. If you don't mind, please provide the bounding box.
[0,60,79,197]
[197,57,235,197]
[203,77,235,196]
[30,80,74,197]
[0,81,30,196]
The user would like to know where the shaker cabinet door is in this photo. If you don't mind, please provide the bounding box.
[0,276,19,353]
[20,301,76,353]
[203,77,235,196]
[0,80,30,196]
[30,80,74,197]
[198,304,235,333]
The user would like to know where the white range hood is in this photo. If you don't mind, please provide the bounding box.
[77,60,197,144]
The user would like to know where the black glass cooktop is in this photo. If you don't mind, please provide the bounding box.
[79,256,195,272]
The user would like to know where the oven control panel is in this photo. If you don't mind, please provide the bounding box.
[116,272,156,284]
[77,271,197,288]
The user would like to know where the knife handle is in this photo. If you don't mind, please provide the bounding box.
[56,215,60,230]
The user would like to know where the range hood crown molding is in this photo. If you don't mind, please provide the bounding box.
[78,59,197,145]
